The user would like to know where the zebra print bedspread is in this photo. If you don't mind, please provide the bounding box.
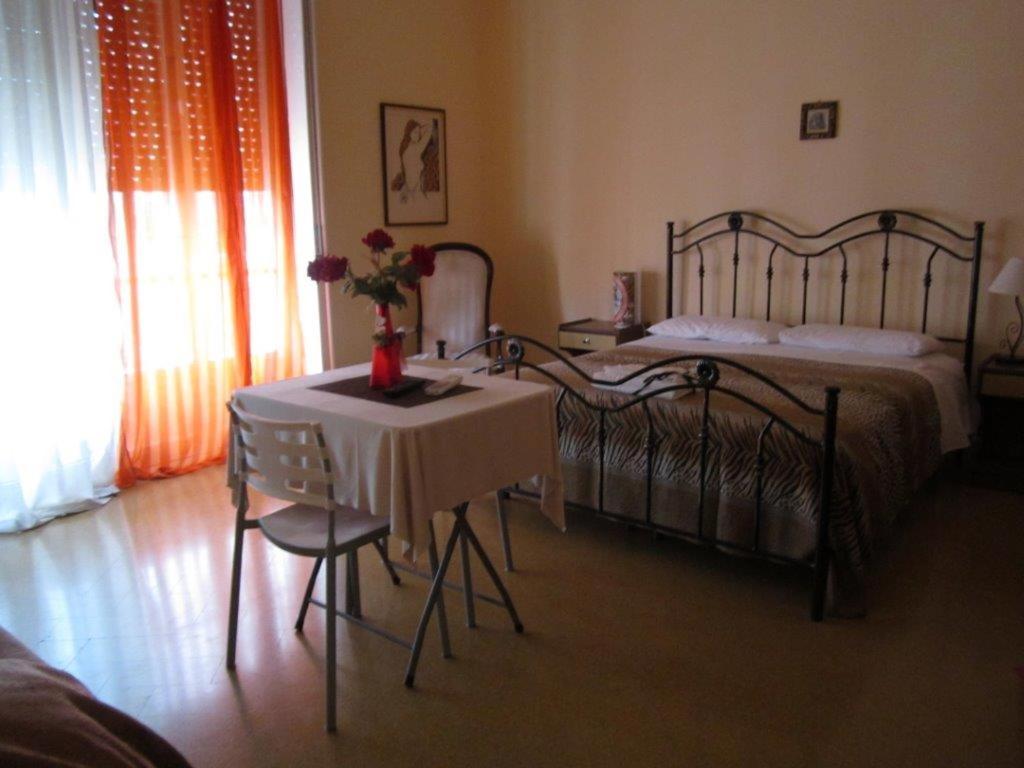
[527,344,942,599]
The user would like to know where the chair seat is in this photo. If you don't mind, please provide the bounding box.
[257,504,390,557]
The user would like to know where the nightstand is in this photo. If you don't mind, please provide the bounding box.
[557,318,645,356]
[973,355,1024,492]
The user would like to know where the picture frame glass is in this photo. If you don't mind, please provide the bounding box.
[806,107,830,134]
[380,103,447,226]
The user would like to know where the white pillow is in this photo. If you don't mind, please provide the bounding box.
[778,324,943,357]
[647,315,785,344]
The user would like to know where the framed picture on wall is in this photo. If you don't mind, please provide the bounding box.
[379,103,448,225]
[800,101,838,140]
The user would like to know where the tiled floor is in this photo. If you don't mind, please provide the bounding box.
[1,466,1022,767]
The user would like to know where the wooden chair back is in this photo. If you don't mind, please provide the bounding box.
[417,242,493,355]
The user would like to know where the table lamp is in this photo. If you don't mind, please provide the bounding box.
[989,256,1024,364]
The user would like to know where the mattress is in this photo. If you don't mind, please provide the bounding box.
[628,335,974,454]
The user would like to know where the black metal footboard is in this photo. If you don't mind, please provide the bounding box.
[454,335,840,621]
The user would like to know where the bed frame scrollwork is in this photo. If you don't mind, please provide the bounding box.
[667,210,984,380]
[455,334,839,621]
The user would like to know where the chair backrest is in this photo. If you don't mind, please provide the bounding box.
[417,242,493,355]
[229,401,335,509]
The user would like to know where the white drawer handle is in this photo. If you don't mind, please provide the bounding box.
[582,337,591,344]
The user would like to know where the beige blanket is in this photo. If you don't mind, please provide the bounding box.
[526,345,942,602]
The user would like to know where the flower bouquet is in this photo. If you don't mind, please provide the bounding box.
[307,229,436,388]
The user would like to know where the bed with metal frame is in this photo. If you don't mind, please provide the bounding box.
[452,210,984,621]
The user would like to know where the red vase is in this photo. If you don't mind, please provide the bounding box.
[369,304,403,389]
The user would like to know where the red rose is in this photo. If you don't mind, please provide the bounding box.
[307,254,349,283]
[410,244,436,278]
[361,228,395,253]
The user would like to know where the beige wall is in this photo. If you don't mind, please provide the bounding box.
[311,0,501,365]
[314,0,1024,363]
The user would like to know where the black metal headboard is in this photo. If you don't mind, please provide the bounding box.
[665,210,985,379]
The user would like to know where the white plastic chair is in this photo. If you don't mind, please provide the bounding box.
[225,402,407,733]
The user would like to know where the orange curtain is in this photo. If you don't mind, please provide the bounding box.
[95,0,303,486]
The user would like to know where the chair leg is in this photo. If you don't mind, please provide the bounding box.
[295,557,323,632]
[372,536,401,586]
[346,550,362,619]
[226,502,248,670]
[496,490,514,572]
[344,559,352,615]
[427,520,453,659]
[325,552,337,733]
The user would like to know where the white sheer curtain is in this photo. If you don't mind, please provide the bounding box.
[0,0,123,532]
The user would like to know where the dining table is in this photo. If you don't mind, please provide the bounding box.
[230,362,565,685]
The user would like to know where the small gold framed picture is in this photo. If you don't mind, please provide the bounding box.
[800,101,838,140]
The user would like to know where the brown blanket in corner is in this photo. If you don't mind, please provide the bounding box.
[527,345,942,601]
[0,627,192,768]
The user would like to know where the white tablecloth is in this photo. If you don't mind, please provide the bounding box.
[232,364,565,556]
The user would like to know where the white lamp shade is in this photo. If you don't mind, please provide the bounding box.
[989,257,1024,296]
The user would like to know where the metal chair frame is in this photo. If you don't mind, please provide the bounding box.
[226,402,447,732]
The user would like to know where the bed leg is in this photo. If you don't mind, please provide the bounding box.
[811,387,840,622]
[810,559,829,622]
